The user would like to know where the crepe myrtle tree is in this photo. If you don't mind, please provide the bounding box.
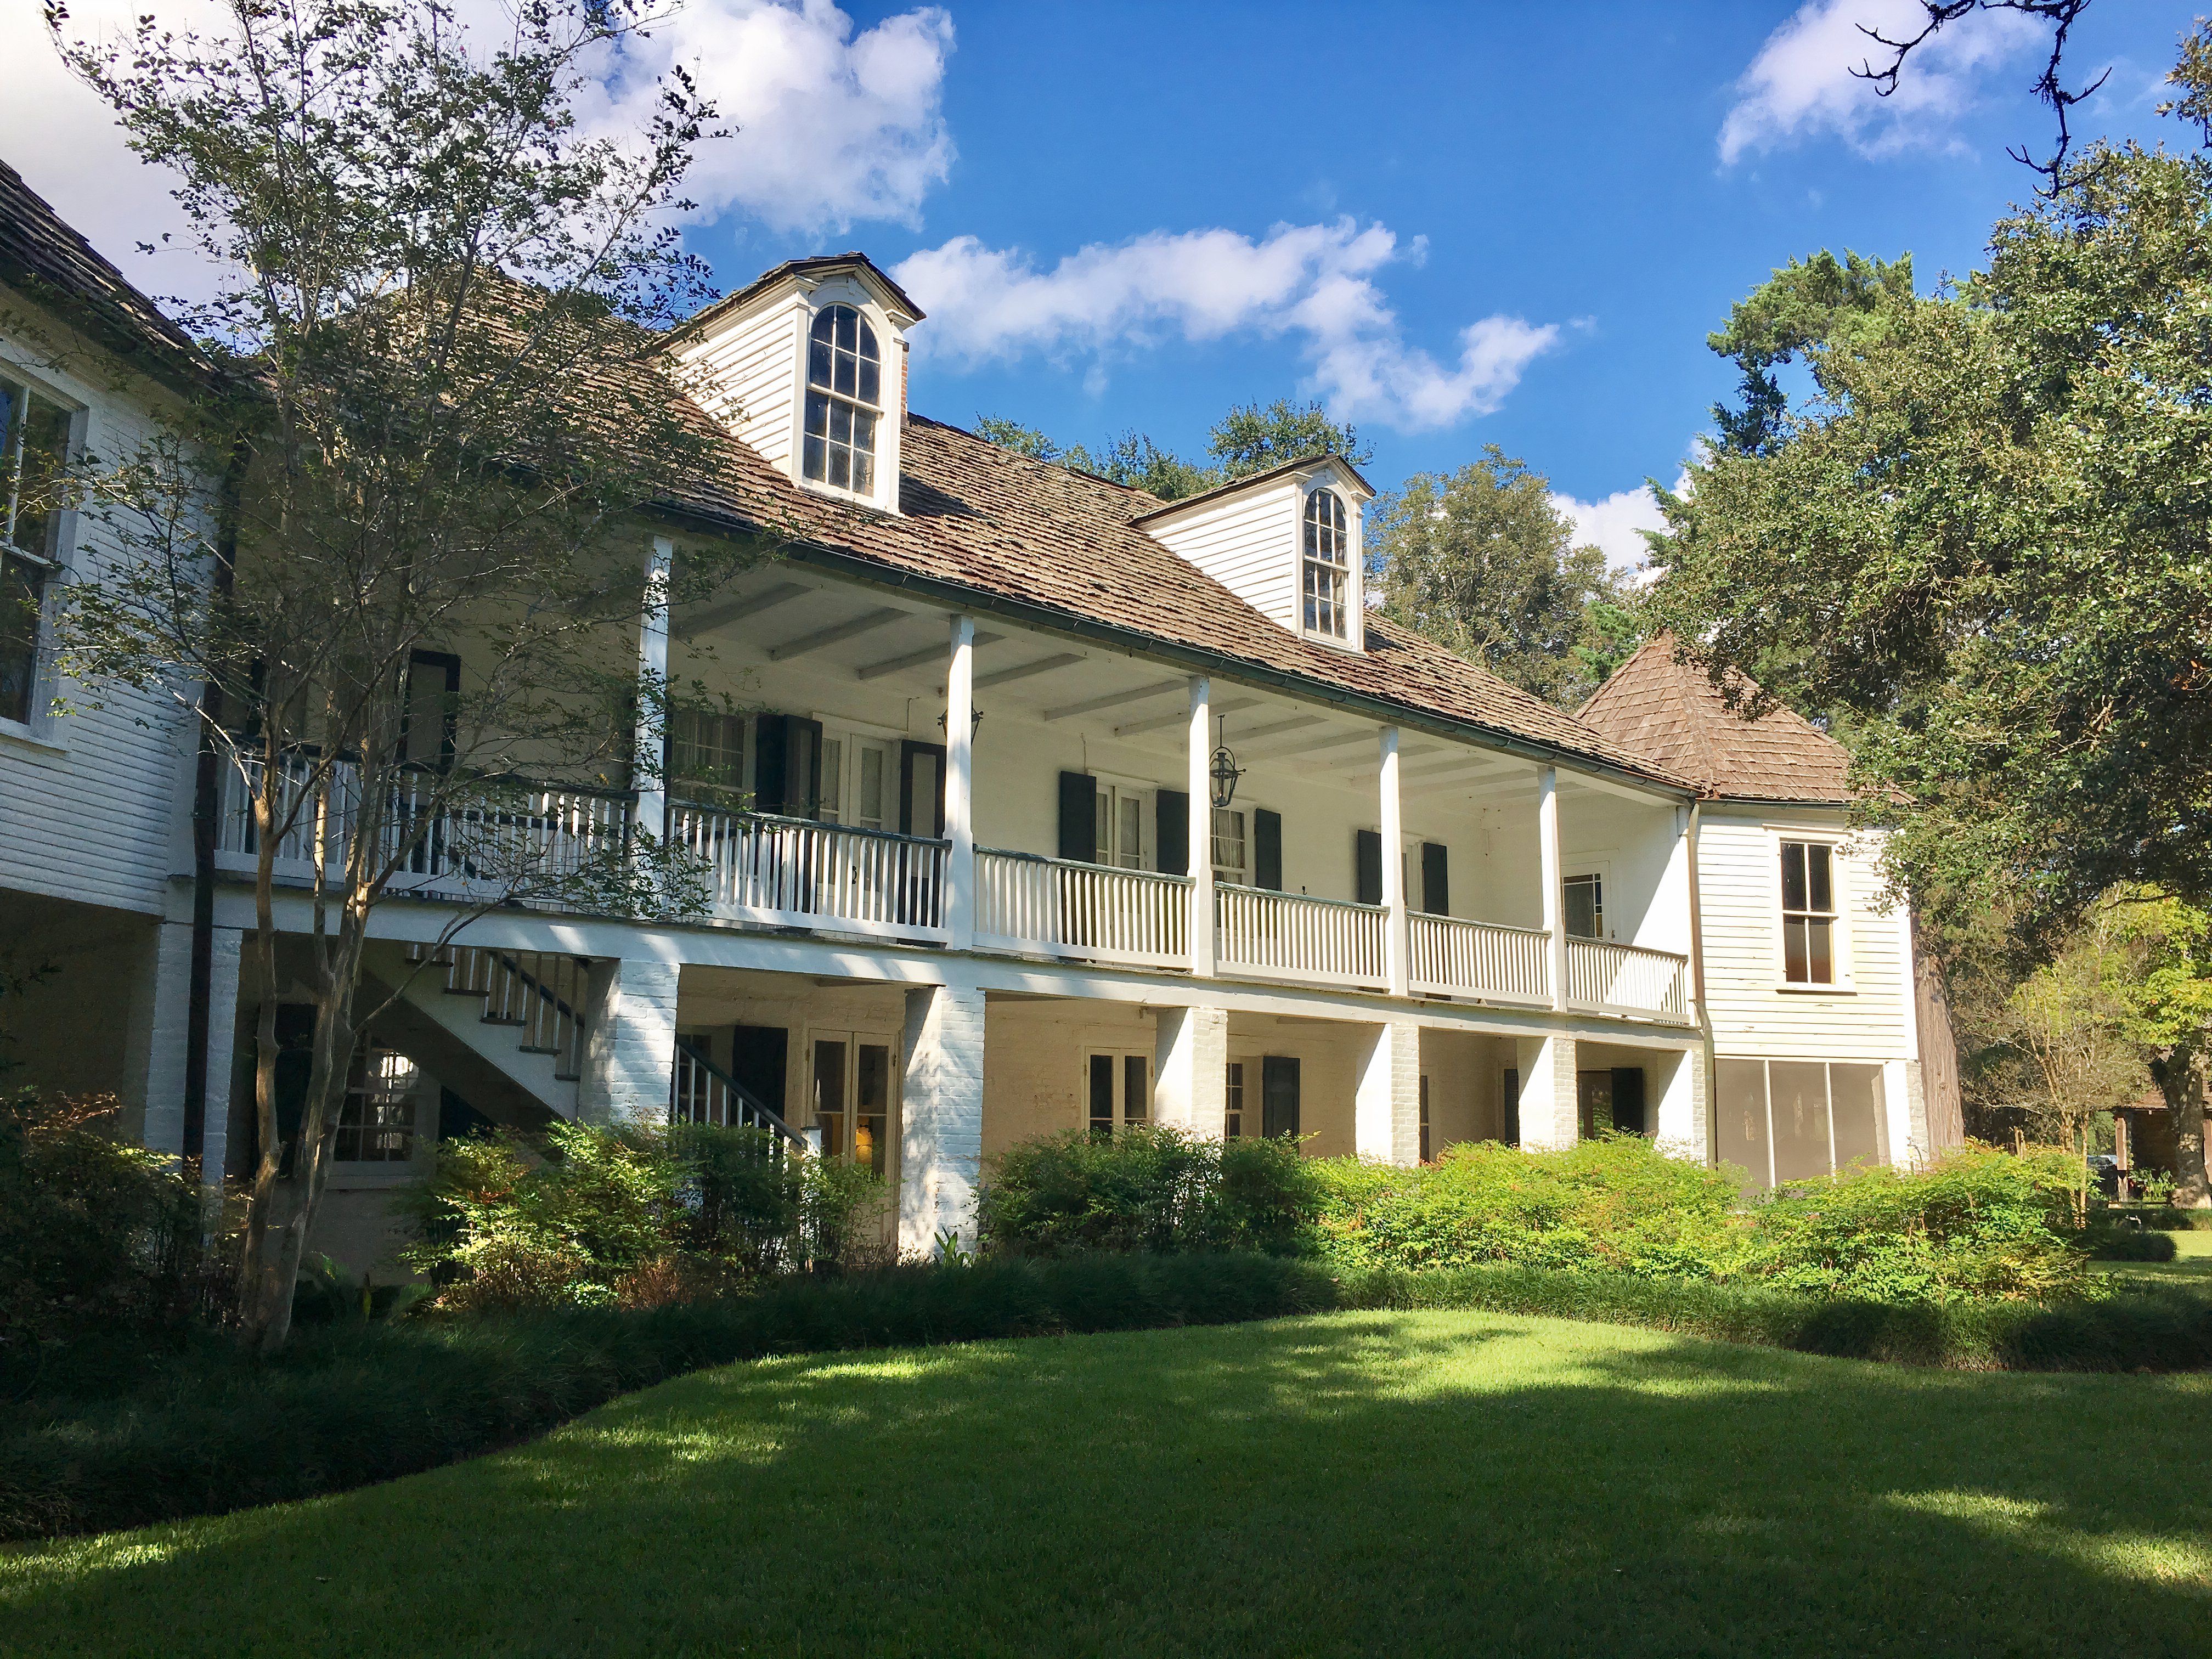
[40,0,769,1346]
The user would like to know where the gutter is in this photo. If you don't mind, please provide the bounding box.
[650,502,1698,804]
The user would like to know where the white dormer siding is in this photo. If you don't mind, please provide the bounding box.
[1135,457,1373,652]
[665,257,919,517]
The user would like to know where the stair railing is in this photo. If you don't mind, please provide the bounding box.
[672,1038,808,1152]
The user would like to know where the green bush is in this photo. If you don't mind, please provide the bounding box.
[2083,1227,2180,1262]
[403,1120,887,1312]
[1311,1136,1745,1278]
[976,1127,1319,1257]
[1740,1145,2091,1304]
[0,1092,218,1384]
[0,1252,1335,1542]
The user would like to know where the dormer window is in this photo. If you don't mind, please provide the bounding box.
[803,303,881,495]
[1302,487,1350,639]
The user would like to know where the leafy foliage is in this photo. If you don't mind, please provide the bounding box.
[1646,36,2212,948]
[403,1121,886,1313]
[1367,447,1632,707]
[976,1127,1318,1258]
[973,397,1367,502]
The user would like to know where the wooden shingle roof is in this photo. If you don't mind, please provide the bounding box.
[647,397,1692,791]
[1576,636,1855,803]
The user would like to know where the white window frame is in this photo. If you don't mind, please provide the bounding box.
[818,723,898,833]
[0,368,84,746]
[1561,868,1607,941]
[804,1025,901,1177]
[1091,777,1152,871]
[1084,1048,1152,1136]
[1300,485,1355,643]
[795,296,890,509]
[1768,829,1854,993]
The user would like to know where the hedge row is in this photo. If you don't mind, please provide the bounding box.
[1339,1264,2212,1372]
[0,1252,1334,1543]
[10,1253,2212,1544]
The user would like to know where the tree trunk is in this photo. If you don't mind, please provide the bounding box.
[1911,910,1965,1155]
[2177,1049,2210,1210]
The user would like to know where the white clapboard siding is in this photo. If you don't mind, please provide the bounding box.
[1142,478,1301,630]
[672,299,804,470]
[0,295,199,916]
[1696,806,1914,1063]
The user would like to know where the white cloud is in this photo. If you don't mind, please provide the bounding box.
[5,0,955,296]
[1719,0,2042,165]
[1554,484,1668,578]
[575,0,955,234]
[891,221,1559,432]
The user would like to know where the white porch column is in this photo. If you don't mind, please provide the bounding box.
[198,927,242,1185]
[138,920,196,1159]
[1187,676,1216,978]
[1356,1020,1421,1164]
[943,613,977,950]
[1515,1032,1579,1150]
[578,956,680,1125]
[1653,1046,1709,1164]
[1153,1004,1229,1137]
[633,533,674,844]
[1379,725,1409,998]
[899,975,986,1255]
[1538,766,1566,1012]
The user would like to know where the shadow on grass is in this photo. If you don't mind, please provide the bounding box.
[5,1311,2210,1658]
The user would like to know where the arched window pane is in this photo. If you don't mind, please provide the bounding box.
[1302,488,1350,637]
[803,304,882,492]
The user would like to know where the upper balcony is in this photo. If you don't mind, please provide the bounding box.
[210,562,1695,1026]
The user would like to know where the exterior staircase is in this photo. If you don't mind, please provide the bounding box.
[362,942,593,1124]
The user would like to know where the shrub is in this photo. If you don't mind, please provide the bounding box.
[404,1120,888,1312]
[1740,1146,2091,1304]
[0,1092,219,1382]
[976,1127,1320,1257]
[1310,1135,1747,1278]
[2084,1227,2180,1262]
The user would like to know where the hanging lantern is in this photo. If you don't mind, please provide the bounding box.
[1209,715,1243,809]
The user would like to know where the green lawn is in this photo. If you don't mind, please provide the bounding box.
[2096,1228,2212,1292]
[5,1310,2210,1657]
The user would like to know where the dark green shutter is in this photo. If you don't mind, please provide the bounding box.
[1421,842,1449,915]
[754,713,787,812]
[1254,808,1283,890]
[1502,1068,1521,1146]
[1261,1054,1301,1139]
[1355,829,1383,906]
[1611,1066,1649,1136]
[899,740,946,836]
[1158,789,1190,877]
[1058,771,1094,861]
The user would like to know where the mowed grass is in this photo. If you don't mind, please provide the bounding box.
[2098,1227,2212,1293]
[5,1310,2211,1658]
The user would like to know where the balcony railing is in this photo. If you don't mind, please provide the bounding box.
[1408,913,1550,1006]
[669,805,949,942]
[1216,884,1389,990]
[216,751,630,894]
[975,849,1189,968]
[1566,937,1690,1022]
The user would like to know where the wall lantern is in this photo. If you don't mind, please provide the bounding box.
[1209,715,1244,809]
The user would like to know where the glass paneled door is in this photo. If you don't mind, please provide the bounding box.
[809,1029,898,1177]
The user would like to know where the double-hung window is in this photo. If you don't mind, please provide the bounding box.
[1211,806,1247,886]
[1,376,73,726]
[1562,873,1604,940]
[336,1045,419,1163]
[667,708,747,805]
[802,304,880,494]
[1302,488,1350,639]
[1093,782,1147,870]
[1780,840,1838,985]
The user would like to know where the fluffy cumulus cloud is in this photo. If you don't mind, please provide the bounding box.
[1552,483,1668,578]
[3,0,953,293]
[891,221,1559,431]
[1719,0,2042,164]
[573,0,955,234]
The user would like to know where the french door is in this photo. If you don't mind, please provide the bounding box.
[809,1030,898,1177]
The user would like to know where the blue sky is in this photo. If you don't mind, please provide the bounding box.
[10,0,2204,562]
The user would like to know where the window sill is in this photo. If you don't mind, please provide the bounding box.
[1773,982,1856,996]
[794,475,896,517]
[0,716,66,757]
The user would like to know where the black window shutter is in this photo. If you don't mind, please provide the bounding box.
[1261,1054,1301,1140]
[1502,1068,1521,1146]
[1421,842,1449,916]
[789,717,825,818]
[1611,1066,1649,1136]
[1058,771,1095,862]
[1254,808,1283,890]
[1157,789,1190,877]
[1355,829,1383,906]
[754,714,788,814]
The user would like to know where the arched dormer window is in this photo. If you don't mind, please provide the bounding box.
[803,303,881,494]
[1302,487,1350,639]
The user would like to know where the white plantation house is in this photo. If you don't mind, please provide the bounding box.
[0,164,1961,1271]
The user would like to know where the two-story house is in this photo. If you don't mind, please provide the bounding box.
[0,156,1955,1266]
